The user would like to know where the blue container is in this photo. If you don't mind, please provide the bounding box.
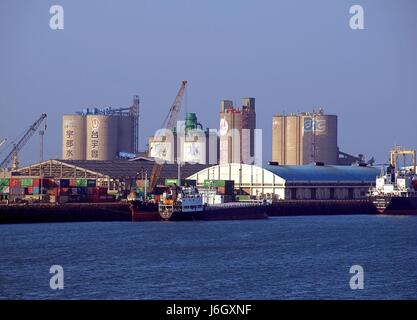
[33,187,40,194]
[60,179,70,188]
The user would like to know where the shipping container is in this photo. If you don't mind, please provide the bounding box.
[136,179,149,188]
[76,179,88,187]
[164,179,196,187]
[60,187,70,196]
[0,186,10,194]
[0,178,9,187]
[60,179,70,188]
[21,178,33,187]
[33,186,40,194]
[87,179,96,187]
[9,179,21,187]
[69,179,77,187]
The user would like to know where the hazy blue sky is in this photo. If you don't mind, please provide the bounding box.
[0,0,416,166]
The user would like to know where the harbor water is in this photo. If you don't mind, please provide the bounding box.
[1,215,417,299]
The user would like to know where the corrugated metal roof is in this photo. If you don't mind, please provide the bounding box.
[60,159,209,179]
[265,164,380,182]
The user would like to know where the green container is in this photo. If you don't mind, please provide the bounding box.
[203,180,226,187]
[165,178,180,186]
[0,179,9,187]
[236,195,250,201]
[21,178,33,187]
[76,179,88,187]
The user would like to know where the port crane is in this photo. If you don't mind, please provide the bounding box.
[148,80,187,193]
[0,114,47,170]
[390,145,416,174]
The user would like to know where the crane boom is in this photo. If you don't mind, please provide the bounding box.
[0,138,6,148]
[149,81,187,192]
[0,114,47,169]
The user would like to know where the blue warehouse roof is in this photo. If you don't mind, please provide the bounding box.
[264,164,380,183]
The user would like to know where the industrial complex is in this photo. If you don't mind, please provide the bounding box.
[2,79,415,222]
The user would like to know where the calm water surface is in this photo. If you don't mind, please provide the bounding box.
[1,215,416,299]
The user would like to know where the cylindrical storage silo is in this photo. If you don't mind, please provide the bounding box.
[272,115,284,164]
[86,115,118,160]
[62,115,86,160]
[284,115,302,165]
[314,115,338,165]
[302,114,337,165]
[118,115,135,153]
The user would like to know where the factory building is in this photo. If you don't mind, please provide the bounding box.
[187,163,379,200]
[62,96,139,161]
[148,112,219,165]
[219,98,257,164]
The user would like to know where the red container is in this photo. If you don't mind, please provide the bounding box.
[28,186,33,194]
[99,187,107,196]
[32,179,40,187]
[60,187,69,196]
[69,179,77,187]
[10,179,21,187]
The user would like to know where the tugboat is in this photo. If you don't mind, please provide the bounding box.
[158,184,268,221]
[368,146,417,215]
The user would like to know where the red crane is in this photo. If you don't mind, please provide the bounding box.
[148,80,187,193]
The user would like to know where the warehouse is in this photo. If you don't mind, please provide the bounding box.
[187,163,379,200]
[12,158,209,193]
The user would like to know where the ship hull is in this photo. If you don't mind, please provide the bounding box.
[160,204,269,221]
[370,196,417,215]
[130,201,161,221]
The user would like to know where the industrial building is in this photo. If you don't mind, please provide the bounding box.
[219,98,257,164]
[187,163,379,200]
[148,112,219,165]
[62,96,140,161]
[272,109,368,166]
[13,158,209,194]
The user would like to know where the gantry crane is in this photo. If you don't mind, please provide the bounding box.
[390,145,416,174]
[148,80,187,193]
[0,114,47,170]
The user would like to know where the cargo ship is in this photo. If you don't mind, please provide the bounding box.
[158,185,268,221]
[127,191,161,221]
[368,147,417,215]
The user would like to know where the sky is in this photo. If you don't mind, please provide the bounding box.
[0,0,416,166]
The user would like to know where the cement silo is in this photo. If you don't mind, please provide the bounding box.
[118,116,135,153]
[271,111,338,165]
[62,115,86,160]
[86,115,118,160]
[301,114,337,165]
[271,114,303,165]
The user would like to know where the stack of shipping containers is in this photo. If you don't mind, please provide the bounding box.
[0,177,114,204]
